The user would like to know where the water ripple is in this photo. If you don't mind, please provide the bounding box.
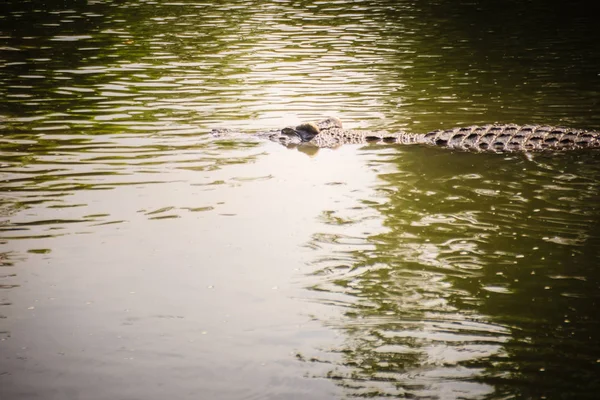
[2,1,600,399]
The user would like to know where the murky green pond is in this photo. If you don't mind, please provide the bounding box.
[2,1,600,399]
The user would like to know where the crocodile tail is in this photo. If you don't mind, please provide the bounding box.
[423,124,600,152]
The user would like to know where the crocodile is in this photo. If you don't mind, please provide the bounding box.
[212,117,600,152]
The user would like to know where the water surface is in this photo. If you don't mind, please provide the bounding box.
[2,1,600,399]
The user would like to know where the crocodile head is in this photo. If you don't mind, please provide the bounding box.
[280,116,344,142]
[211,116,345,149]
[281,122,320,142]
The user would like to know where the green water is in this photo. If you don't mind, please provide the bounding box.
[1,1,600,399]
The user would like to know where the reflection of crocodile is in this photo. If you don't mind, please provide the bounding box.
[212,117,600,152]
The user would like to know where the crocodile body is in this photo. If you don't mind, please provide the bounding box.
[212,117,600,152]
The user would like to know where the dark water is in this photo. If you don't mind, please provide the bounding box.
[1,1,600,399]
